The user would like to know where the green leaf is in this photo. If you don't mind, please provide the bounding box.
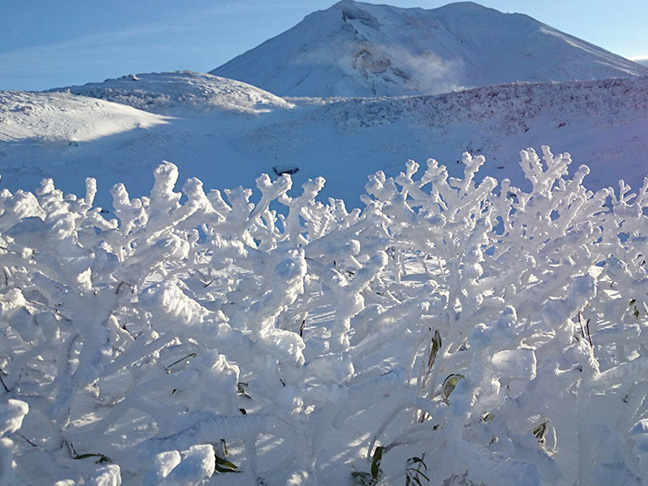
[73,453,112,464]
[441,374,465,400]
[533,422,547,446]
[414,470,429,482]
[237,382,252,399]
[214,455,241,473]
[481,412,494,422]
[350,446,385,485]
[428,330,442,371]
[220,438,228,456]
[407,456,427,470]
[406,454,430,485]
[351,471,376,486]
[371,446,384,480]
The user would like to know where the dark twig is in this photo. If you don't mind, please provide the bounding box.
[0,370,11,393]
[578,312,586,339]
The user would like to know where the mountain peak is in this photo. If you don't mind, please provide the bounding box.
[211,2,647,97]
[334,0,382,28]
[436,1,491,9]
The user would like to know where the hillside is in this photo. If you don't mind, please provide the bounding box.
[4,74,647,209]
[211,0,647,97]
[55,71,294,115]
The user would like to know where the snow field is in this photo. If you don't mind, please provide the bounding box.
[2,72,646,213]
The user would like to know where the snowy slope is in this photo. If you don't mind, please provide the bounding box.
[0,91,167,143]
[2,74,647,210]
[232,76,648,200]
[55,71,294,115]
[211,0,647,97]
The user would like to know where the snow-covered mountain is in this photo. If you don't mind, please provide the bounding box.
[4,71,647,209]
[211,0,647,97]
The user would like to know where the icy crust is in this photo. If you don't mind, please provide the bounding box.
[53,71,294,115]
[211,0,646,97]
[0,91,167,143]
[2,147,648,484]
[322,75,648,132]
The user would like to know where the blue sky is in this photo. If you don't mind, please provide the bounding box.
[1,0,646,91]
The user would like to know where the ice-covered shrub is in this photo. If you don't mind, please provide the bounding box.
[0,146,647,485]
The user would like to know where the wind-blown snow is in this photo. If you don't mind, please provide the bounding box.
[211,0,647,97]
